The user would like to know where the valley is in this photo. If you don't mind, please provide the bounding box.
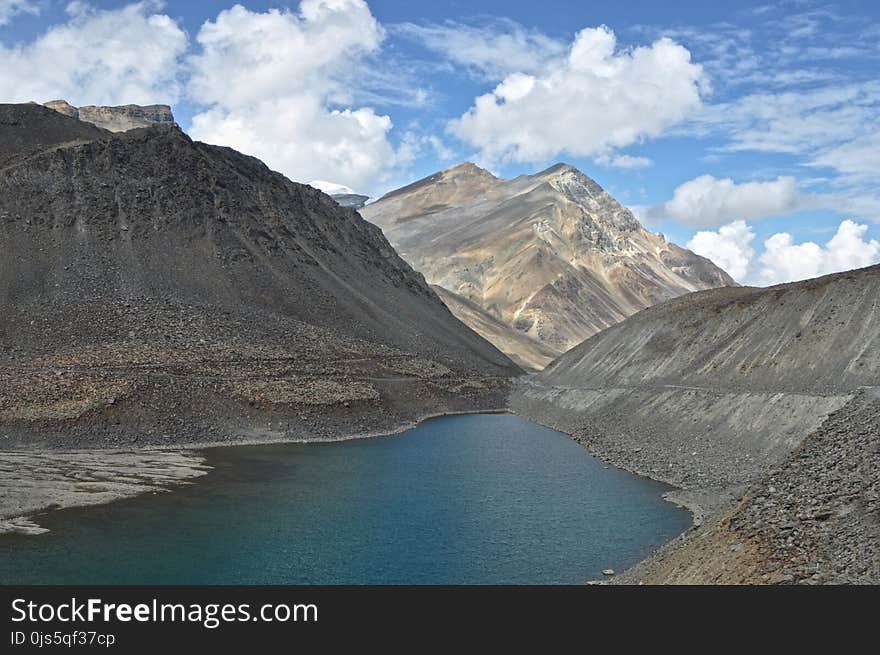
[1,100,877,585]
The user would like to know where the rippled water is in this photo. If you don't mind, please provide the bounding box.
[0,414,690,584]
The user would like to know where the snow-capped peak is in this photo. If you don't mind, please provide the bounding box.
[309,180,358,195]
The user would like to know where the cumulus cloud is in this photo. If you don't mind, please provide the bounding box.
[656,175,805,226]
[656,12,880,226]
[687,219,880,285]
[687,221,756,281]
[187,1,398,192]
[449,26,705,165]
[191,98,395,193]
[0,1,187,105]
[0,0,38,26]
[393,19,566,78]
[188,1,383,108]
[756,220,880,285]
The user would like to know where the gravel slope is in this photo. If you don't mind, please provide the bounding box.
[0,103,519,449]
[514,264,880,583]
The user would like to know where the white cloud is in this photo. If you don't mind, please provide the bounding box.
[0,0,38,26]
[448,26,705,165]
[693,83,880,157]
[393,19,566,78]
[687,221,756,281]
[657,175,805,226]
[187,1,383,109]
[191,98,395,193]
[596,153,653,170]
[756,219,880,285]
[0,1,187,105]
[636,12,880,229]
[426,135,455,161]
[812,133,880,179]
[187,1,399,193]
[687,219,880,285]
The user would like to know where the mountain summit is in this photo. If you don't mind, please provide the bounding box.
[363,162,735,369]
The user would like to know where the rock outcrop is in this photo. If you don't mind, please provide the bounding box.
[0,103,519,449]
[363,162,734,368]
[44,99,176,132]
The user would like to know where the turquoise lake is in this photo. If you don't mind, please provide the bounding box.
[0,414,691,584]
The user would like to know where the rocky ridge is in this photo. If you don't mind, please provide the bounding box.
[616,388,880,584]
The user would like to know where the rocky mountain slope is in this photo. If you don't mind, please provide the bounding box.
[44,99,176,132]
[0,103,519,449]
[0,103,108,167]
[363,162,734,368]
[433,286,561,371]
[512,264,880,583]
[618,388,879,585]
[544,266,879,391]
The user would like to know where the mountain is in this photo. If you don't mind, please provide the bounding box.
[362,162,734,368]
[432,286,561,371]
[307,180,369,210]
[0,102,108,167]
[330,193,370,210]
[514,265,880,583]
[44,99,176,132]
[308,180,358,195]
[0,103,518,448]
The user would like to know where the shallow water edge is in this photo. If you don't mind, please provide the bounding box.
[0,407,507,534]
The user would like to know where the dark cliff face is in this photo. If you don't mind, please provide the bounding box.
[0,103,109,167]
[0,104,518,446]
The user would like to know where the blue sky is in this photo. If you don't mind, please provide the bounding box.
[1,0,878,285]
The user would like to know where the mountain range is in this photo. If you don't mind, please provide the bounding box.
[7,98,877,584]
[363,162,734,368]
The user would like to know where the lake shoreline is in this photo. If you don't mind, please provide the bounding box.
[0,406,510,535]
[0,449,212,535]
[2,404,696,586]
[1,413,691,585]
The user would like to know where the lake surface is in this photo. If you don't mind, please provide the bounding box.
[0,414,690,584]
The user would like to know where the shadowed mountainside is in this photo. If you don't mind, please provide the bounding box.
[0,103,519,448]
